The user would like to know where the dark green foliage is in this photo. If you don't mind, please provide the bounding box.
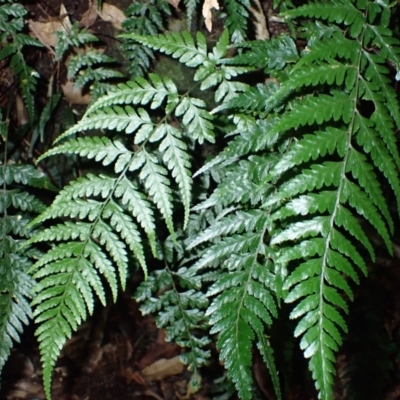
[0,1,41,122]
[26,35,225,395]
[55,22,122,100]
[222,0,250,42]
[136,252,210,370]
[0,115,51,373]
[121,0,170,77]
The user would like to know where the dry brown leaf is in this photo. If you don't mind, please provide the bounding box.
[166,0,181,9]
[79,0,98,28]
[15,95,28,126]
[28,19,62,50]
[28,4,71,50]
[61,81,91,105]
[141,356,186,381]
[202,0,219,32]
[96,3,126,30]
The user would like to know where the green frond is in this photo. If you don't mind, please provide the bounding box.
[272,92,353,133]
[54,106,153,142]
[0,162,51,378]
[257,335,282,400]
[0,266,35,371]
[188,210,267,249]
[0,1,41,123]
[121,0,170,77]
[215,83,290,117]
[31,255,105,398]
[223,0,250,43]
[54,22,98,61]
[114,177,156,247]
[136,263,210,371]
[84,74,178,115]
[175,96,215,143]
[159,126,192,228]
[40,137,133,168]
[283,0,365,38]
[232,35,299,71]
[183,0,199,30]
[0,164,55,189]
[194,232,262,270]
[121,31,209,68]
[205,238,278,399]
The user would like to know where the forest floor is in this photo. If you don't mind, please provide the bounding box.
[2,0,400,399]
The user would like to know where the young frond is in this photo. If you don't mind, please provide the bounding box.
[54,22,98,61]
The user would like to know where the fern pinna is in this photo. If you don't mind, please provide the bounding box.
[188,0,400,399]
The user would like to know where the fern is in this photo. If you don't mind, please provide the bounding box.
[55,22,122,100]
[0,0,41,122]
[0,111,52,376]
[189,1,400,399]
[121,0,170,77]
[222,0,250,43]
[8,1,400,399]
[136,237,210,371]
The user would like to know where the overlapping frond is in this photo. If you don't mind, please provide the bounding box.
[192,215,279,399]
[121,0,170,77]
[0,162,49,375]
[0,1,41,122]
[188,1,400,399]
[261,2,400,398]
[136,259,210,370]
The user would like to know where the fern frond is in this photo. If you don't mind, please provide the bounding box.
[175,96,214,143]
[160,126,192,228]
[121,31,209,68]
[0,162,50,376]
[85,74,178,115]
[283,0,365,37]
[189,2,400,399]
[260,2,400,398]
[54,22,98,61]
[0,265,35,370]
[140,152,174,236]
[203,219,278,399]
[136,263,210,370]
[184,0,199,30]
[223,0,250,43]
[231,35,299,71]
[0,2,41,122]
[121,0,170,77]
